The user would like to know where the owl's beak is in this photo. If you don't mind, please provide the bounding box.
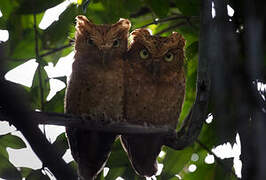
[148,60,160,77]
[99,45,111,65]
[152,62,160,77]
[102,51,108,65]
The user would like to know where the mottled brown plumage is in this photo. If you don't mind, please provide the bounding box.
[65,15,131,180]
[121,28,186,177]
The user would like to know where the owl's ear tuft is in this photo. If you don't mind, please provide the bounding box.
[114,18,131,31]
[75,15,94,32]
[131,28,151,41]
[170,32,186,49]
[76,15,89,22]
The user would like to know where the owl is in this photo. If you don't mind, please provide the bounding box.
[121,29,186,177]
[65,15,131,180]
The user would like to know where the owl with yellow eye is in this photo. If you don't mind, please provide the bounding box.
[121,28,186,177]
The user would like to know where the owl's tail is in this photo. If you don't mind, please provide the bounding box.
[66,128,117,180]
[120,134,163,177]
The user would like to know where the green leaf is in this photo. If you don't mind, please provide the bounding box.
[214,159,234,180]
[175,0,200,16]
[131,15,158,30]
[20,167,33,178]
[146,0,170,17]
[0,154,21,180]
[0,133,26,149]
[106,141,130,168]
[96,171,104,180]
[0,146,8,159]
[123,0,142,14]
[41,45,73,64]
[7,13,43,60]
[105,167,125,180]
[105,140,140,179]
[54,76,67,84]
[44,88,65,113]
[178,54,197,127]
[0,133,26,160]
[160,146,194,178]
[0,1,19,29]
[53,132,68,157]
[183,160,235,180]
[30,66,50,109]
[121,167,140,179]
[196,123,219,151]
[16,0,65,14]
[68,161,77,171]
[177,24,199,48]
[101,0,130,22]
[83,2,106,24]
[42,5,80,49]
[185,41,198,61]
[10,30,36,60]
[26,169,50,180]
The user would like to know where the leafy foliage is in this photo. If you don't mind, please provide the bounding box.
[0,0,242,179]
[0,134,26,179]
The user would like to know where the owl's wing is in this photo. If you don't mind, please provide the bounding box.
[120,134,163,177]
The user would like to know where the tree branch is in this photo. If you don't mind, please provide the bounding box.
[164,0,211,150]
[0,109,174,135]
[0,108,208,152]
[240,1,266,179]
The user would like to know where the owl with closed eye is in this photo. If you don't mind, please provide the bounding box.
[65,15,131,180]
[121,29,186,177]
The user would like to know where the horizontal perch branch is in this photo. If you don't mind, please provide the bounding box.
[0,109,200,150]
[0,103,212,151]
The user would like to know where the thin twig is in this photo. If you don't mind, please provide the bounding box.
[196,139,238,179]
[33,13,44,112]
[139,15,198,29]
[130,7,151,18]
[33,14,47,143]
[40,43,73,58]
[155,21,187,35]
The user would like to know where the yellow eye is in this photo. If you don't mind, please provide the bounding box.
[139,49,149,59]
[164,52,174,62]
[113,39,120,47]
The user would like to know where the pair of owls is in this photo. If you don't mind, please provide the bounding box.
[65,15,186,180]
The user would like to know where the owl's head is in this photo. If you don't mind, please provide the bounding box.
[127,28,185,80]
[74,15,131,65]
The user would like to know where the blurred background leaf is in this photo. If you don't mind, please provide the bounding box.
[0,154,22,180]
[25,169,50,180]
